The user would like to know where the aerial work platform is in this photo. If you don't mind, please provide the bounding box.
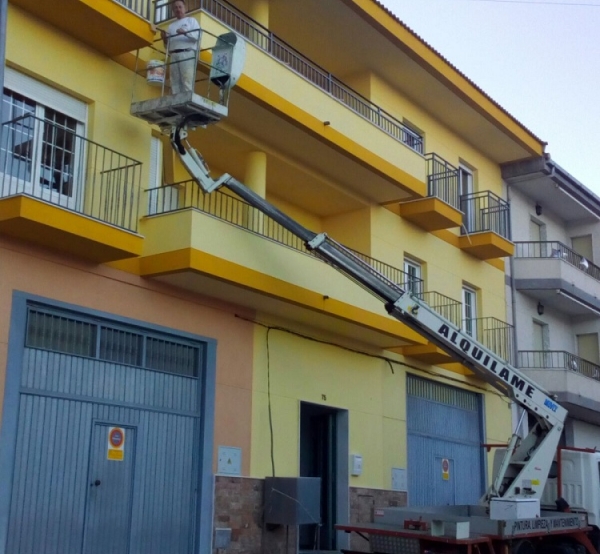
[130,91,228,128]
[130,30,245,129]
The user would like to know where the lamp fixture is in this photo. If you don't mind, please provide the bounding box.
[537,302,545,316]
[535,203,542,216]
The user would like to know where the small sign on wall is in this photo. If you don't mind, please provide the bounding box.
[107,427,125,461]
[441,458,450,481]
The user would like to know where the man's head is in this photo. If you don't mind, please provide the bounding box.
[173,0,187,19]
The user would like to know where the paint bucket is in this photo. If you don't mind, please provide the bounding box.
[146,60,165,86]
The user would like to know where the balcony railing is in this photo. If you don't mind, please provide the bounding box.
[518,350,600,382]
[115,0,152,20]
[154,0,424,154]
[0,115,141,232]
[460,191,510,239]
[426,153,459,208]
[148,181,463,305]
[514,241,600,282]
[465,317,514,364]
[417,291,461,327]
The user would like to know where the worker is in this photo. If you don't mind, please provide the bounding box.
[161,0,201,94]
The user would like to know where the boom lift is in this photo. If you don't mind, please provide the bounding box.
[132,31,600,554]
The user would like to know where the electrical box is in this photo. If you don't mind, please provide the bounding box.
[263,477,321,525]
[350,454,363,476]
[490,498,540,520]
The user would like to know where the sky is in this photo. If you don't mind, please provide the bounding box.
[377,0,600,194]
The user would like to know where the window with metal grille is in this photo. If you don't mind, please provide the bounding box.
[407,375,479,412]
[26,310,96,357]
[25,307,200,377]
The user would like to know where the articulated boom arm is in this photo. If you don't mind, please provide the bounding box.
[173,128,567,502]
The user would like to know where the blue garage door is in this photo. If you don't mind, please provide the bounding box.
[407,375,485,506]
[6,305,204,554]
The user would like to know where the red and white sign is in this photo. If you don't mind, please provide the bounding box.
[441,458,450,481]
[107,427,125,461]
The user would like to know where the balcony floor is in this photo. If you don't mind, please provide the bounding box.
[11,0,155,57]
[523,368,600,425]
[139,245,425,350]
[0,195,143,263]
[458,231,514,259]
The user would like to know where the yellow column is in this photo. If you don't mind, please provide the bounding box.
[242,151,267,233]
[248,0,269,28]
[243,151,267,197]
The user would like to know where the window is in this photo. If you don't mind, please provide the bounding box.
[1,89,82,205]
[402,120,424,154]
[462,286,477,338]
[1,69,86,208]
[403,258,423,295]
[529,218,546,257]
[25,307,200,377]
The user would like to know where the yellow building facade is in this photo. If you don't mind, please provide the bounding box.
[0,1,546,553]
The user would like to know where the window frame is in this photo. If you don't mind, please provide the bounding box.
[1,69,87,208]
[462,285,477,339]
[403,257,423,295]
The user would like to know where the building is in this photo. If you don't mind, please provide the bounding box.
[504,156,600,448]
[0,1,549,553]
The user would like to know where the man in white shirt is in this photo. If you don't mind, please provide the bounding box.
[161,0,201,94]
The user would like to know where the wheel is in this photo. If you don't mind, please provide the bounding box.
[511,539,535,554]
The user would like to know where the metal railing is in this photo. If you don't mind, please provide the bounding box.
[518,350,600,382]
[514,241,600,282]
[147,181,453,302]
[114,0,152,20]
[465,316,514,364]
[417,291,462,327]
[460,191,510,239]
[154,0,424,154]
[0,115,141,232]
[426,153,459,208]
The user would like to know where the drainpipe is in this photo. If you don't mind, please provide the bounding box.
[507,183,520,362]
[507,183,522,434]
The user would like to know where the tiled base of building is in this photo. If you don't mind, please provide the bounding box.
[349,486,408,552]
[213,477,406,554]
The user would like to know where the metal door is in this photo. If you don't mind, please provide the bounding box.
[407,376,484,506]
[83,423,136,554]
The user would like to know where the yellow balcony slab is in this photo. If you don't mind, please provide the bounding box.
[11,0,155,56]
[0,196,143,262]
[393,343,455,365]
[458,232,514,260]
[399,197,463,231]
[139,209,428,348]
[439,362,474,376]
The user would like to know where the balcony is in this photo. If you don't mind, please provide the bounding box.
[399,154,463,231]
[10,0,155,57]
[458,191,514,259]
[519,350,600,424]
[141,181,478,349]
[156,0,424,156]
[0,115,143,262]
[396,291,462,364]
[471,317,514,365]
[513,241,600,316]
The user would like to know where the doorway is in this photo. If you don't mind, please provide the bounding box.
[299,402,348,552]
